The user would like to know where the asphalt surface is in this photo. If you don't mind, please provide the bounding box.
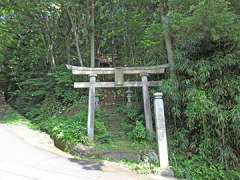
[0,123,158,180]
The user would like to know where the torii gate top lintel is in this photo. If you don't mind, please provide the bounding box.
[66,64,169,88]
[66,64,169,75]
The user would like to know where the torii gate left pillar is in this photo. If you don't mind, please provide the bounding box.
[88,74,97,143]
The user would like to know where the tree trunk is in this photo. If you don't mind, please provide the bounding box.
[43,18,56,67]
[90,0,95,67]
[40,30,49,65]
[49,43,55,66]
[65,35,71,65]
[159,2,175,79]
[75,32,84,66]
[160,1,179,129]
[67,8,84,66]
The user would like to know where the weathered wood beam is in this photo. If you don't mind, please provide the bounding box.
[74,81,162,88]
[66,64,169,75]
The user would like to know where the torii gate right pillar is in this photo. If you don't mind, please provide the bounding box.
[141,73,154,135]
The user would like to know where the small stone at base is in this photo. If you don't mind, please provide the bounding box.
[158,168,175,177]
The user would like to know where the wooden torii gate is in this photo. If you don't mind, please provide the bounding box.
[67,64,169,143]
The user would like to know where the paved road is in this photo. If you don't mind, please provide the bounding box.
[0,123,162,180]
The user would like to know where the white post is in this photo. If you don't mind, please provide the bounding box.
[154,92,171,173]
[88,74,97,143]
[141,73,154,135]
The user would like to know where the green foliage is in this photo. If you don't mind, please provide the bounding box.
[119,105,148,142]
[2,109,26,125]
[120,120,134,133]
[40,96,65,117]
[40,115,88,144]
[128,121,147,142]
[185,88,211,128]
[171,152,226,180]
[2,109,40,130]
[1,0,240,179]
[156,0,240,172]
[159,79,181,123]
[40,105,108,145]
[6,64,80,120]
[49,66,80,104]
[170,0,240,41]
[169,130,240,179]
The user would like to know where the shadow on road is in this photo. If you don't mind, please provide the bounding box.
[68,158,104,171]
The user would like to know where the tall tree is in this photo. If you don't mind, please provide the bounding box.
[159,0,175,80]
[90,0,95,67]
[67,7,84,66]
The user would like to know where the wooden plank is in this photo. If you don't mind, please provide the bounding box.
[67,64,169,75]
[124,68,165,75]
[72,69,114,75]
[74,81,162,88]
[66,64,115,71]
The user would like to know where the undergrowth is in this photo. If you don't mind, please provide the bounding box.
[39,105,109,145]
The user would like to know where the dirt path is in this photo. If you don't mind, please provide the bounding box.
[103,104,125,138]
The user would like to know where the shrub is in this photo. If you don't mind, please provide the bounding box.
[40,106,109,144]
[129,121,147,142]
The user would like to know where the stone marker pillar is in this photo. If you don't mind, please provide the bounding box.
[154,92,171,174]
[141,73,154,135]
[88,74,97,143]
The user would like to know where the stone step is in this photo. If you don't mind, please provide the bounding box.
[0,107,7,109]
[0,108,7,110]
[0,104,8,107]
[0,106,8,111]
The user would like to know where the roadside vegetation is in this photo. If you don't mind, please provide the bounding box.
[1,0,240,179]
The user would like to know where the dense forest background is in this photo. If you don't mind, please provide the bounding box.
[0,0,240,179]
